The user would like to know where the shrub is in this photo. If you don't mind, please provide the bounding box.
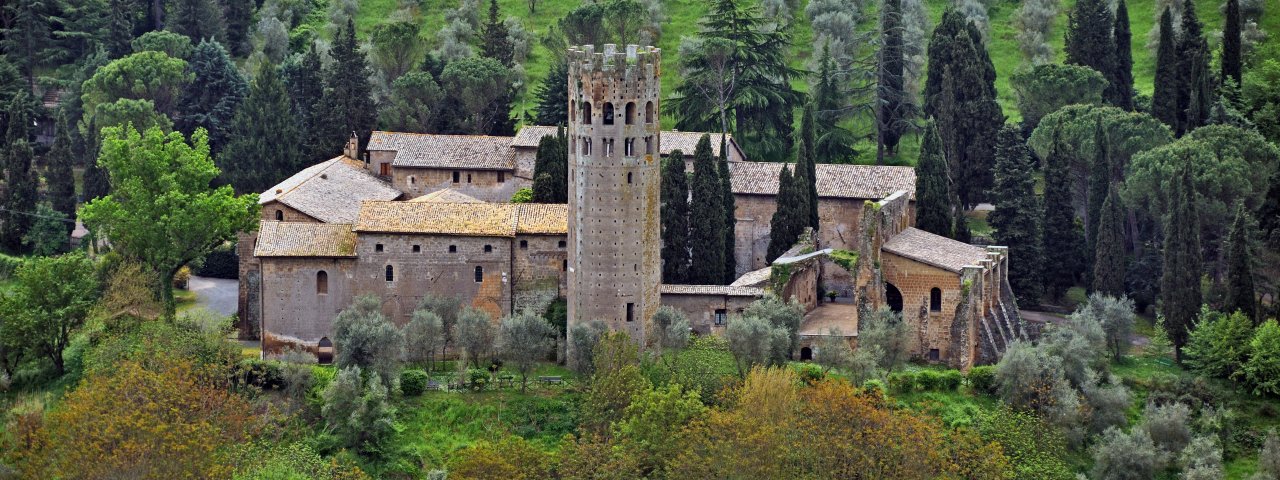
[887,371,915,393]
[915,370,942,391]
[401,369,429,396]
[466,368,489,391]
[1244,320,1280,396]
[862,379,886,398]
[1090,427,1159,480]
[794,362,826,384]
[234,359,285,390]
[0,253,24,280]
[967,365,997,394]
[194,243,239,279]
[938,370,964,391]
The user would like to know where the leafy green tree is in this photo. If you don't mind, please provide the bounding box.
[403,309,444,371]
[45,112,77,233]
[220,61,302,194]
[333,295,404,388]
[81,51,192,120]
[1042,132,1084,300]
[222,0,253,56]
[368,19,426,83]
[860,307,911,372]
[914,121,952,238]
[79,126,258,317]
[1075,293,1136,361]
[177,40,246,154]
[132,30,194,59]
[531,126,567,203]
[744,294,803,360]
[316,20,377,154]
[321,366,397,456]
[1,93,39,252]
[481,0,513,66]
[1111,0,1134,111]
[1090,427,1159,480]
[379,71,442,134]
[1,0,54,86]
[1220,0,1241,87]
[1161,163,1202,361]
[440,56,513,135]
[166,0,226,44]
[725,315,789,377]
[22,203,70,256]
[1064,0,1118,106]
[1085,119,1111,282]
[455,307,495,368]
[1151,9,1179,131]
[615,384,706,475]
[1241,59,1280,143]
[568,320,608,375]
[689,135,725,283]
[1184,307,1254,378]
[767,164,804,262]
[1224,202,1257,320]
[498,312,557,392]
[661,150,690,283]
[581,331,650,434]
[0,252,99,374]
[418,294,463,359]
[1244,320,1280,396]
[650,306,691,354]
[533,61,569,126]
[990,125,1043,301]
[1092,188,1127,297]
[1010,64,1107,131]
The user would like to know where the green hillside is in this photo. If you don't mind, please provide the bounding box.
[350,0,1275,160]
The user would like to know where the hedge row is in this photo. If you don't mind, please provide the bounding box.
[885,366,997,394]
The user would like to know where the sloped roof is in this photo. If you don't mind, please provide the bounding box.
[729,162,917,200]
[730,266,773,287]
[410,189,485,204]
[259,157,402,223]
[368,131,516,170]
[354,202,568,237]
[881,227,989,273]
[660,284,765,297]
[511,125,735,157]
[255,221,357,257]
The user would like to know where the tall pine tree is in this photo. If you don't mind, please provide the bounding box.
[914,121,952,237]
[176,39,246,155]
[1151,9,1179,131]
[317,21,377,157]
[990,125,1043,302]
[797,104,819,231]
[531,127,568,203]
[661,150,691,284]
[45,112,77,234]
[812,44,855,164]
[1042,131,1085,300]
[0,93,38,252]
[219,62,301,194]
[1224,202,1256,321]
[285,44,329,162]
[1176,0,1210,135]
[1085,117,1111,286]
[223,0,254,57]
[767,164,805,262]
[1112,0,1135,111]
[1160,163,1202,360]
[718,136,737,282]
[877,0,907,161]
[1092,186,1127,297]
[533,61,569,126]
[1221,0,1242,87]
[166,0,226,44]
[1064,0,1119,106]
[481,0,514,67]
[689,135,726,284]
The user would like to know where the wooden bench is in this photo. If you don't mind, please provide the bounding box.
[538,376,563,386]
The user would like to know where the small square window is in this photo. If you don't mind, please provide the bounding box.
[558,240,566,248]
[449,245,457,253]
[928,349,940,361]
[375,243,383,252]
[484,245,493,253]
[412,245,421,253]
[714,309,727,326]
[519,240,528,249]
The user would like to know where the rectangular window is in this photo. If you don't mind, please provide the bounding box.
[714,309,727,326]
[449,245,457,253]
[412,244,421,253]
[379,163,390,176]
[498,171,505,183]
[453,171,460,183]
[928,349,940,361]
[645,136,653,154]
[519,240,528,249]
[375,243,383,252]
[626,303,635,322]
[474,266,484,283]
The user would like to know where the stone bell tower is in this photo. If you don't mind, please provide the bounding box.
[565,44,662,348]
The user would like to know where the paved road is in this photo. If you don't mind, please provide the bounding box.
[188,276,238,317]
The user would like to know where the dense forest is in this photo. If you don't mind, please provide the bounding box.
[0,0,1278,477]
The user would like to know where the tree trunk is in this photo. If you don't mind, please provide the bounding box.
[160,269,178,319]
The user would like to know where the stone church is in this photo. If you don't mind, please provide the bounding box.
[238,44,1028,369]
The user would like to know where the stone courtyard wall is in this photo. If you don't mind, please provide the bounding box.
[512,234,569,315]
[351,233,514,323]
[391,167,527,202]
[660,293,757,335]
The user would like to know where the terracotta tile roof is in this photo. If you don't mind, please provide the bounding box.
[368,131,515,170]
[255,221,357,257]
[512,125,734,157]
[730,266,773,287]
[354,202,568,236]
[729,161,917,200]
[259,157,403,223]
[881,227,988,273]
[660,284,765,297]
[410,189,485,203]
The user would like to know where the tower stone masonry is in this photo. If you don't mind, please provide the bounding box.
[565,44,663,348]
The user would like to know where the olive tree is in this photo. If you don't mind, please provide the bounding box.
[497,311,557,392]
[333,295,404,388]
[454,307,495,368]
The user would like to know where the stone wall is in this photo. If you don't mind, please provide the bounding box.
[512,234,569,315]
[391,166,527,202]
[879,252,965,364]
[260,201,318,222]
[660,292,757,335]
[351,233,514,322]
[258,257,357,354]
[731,194,867,286]
[237,232,262,340]
[513,149,537,180]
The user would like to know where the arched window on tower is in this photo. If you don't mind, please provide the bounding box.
[624,138,634,156]
[603,103,615,125]
[645,136,653,154]
[625,102,636,124]
[316,271,328,294]
[930,288,942,312]
[645,101,654,123]
[582,102,592,124]
[275,209,283,221]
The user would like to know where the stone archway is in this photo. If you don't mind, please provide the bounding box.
[800,346,813,361]
[317,337,334,364]
[885,282,904,313]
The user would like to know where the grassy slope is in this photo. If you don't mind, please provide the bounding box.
[351,0,1268,163]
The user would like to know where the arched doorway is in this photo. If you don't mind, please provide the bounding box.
[317,337,334,364]
[885,283,904,313]
[800,346,813,361]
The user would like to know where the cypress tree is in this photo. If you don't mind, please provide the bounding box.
[1042,132,1085,300]
[1177,0,1210,134]
[481,0,514,67]
[1160,163,1202,361]
[797,104,819,231]
[1151,9,1179,130]
[914,121,953,237]
[0,93,38,252]
[284,44,328,162]
[1112,0,1134,111]
[533,61,569,126]
[1085,117,1110,286]
[990,125,1043,302]
[1224,202,1257,321]
[689,135,726,284]
[177,39,247,155]
[813,44,854,164]
[768,164,803,262]
[45,112,77,234]
[718,136,737,283]
[1064,0,1119,106]
[166,0,226,44]
[223,0,254,57]
[952,206,972,243]
[1222,0,1242,87]
[661,150,691,284]
[1092,187,1127,297]
[317,21,377,157]
[531,127,567,203]
[877,0,906,160]
[219,62,301,194]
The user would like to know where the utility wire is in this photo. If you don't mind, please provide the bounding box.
[0,207,79,224]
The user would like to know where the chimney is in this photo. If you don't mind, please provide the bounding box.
[343,132,359,159]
